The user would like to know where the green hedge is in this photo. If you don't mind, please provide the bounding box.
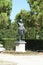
[2,38,16,50]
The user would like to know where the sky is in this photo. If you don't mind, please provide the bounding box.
[10,0,30,21]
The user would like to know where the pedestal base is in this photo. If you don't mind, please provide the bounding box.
[0,44,5,52]
[15,40,26,52]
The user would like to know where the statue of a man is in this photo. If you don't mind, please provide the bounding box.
[18,19,26,41]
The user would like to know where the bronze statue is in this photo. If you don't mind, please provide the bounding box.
[18,19,26,41]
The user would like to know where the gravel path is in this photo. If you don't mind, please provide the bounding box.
[0,53,43,65]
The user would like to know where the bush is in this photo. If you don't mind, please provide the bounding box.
[3,38,16,50]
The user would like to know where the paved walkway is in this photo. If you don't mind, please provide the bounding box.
[0,53,43,65]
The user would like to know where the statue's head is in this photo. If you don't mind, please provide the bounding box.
[19,19,22,23]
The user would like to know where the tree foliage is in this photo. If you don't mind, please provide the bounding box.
[27,0,43,27]
[15,0,43,39]
[27,0,43,39]
[0,0,12,29]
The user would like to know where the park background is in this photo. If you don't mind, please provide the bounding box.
[0,0,43,51]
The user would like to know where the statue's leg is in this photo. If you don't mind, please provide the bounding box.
[18,34,21,41]
[21,35,22,40]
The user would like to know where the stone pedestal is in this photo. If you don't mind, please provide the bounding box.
[0,44,5,52]
[15,40,26,52]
